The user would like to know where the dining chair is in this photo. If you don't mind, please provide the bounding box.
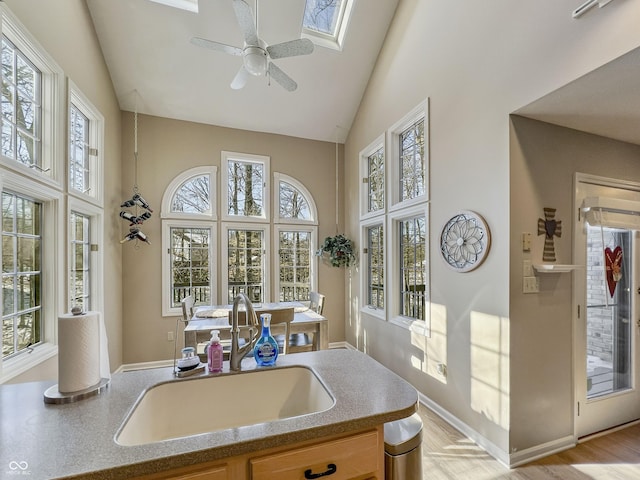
[181,295,194,322]
[309,291,325,315]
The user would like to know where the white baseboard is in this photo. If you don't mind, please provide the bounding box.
[509,435,576,467]
[418,391,511,468]
[330,341,356,350]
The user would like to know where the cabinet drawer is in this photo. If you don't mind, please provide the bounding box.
[251,429,380,480]
[134,463,229,480]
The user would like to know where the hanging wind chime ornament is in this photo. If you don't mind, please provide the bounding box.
[120,101,152,246]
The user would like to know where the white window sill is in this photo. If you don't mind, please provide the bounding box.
[360,306,386,322]
[0,344,58,384]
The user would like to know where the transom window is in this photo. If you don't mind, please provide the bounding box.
[69,105,89,192]
[399,118,425,202]
[2,191,42,359]
[1,36,41,168]
[222,151,268,221]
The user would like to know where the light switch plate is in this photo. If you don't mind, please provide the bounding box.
[523,276,539,294]
[523,260,534,277]
[522,232,532,252]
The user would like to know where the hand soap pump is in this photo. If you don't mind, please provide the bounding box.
[254,313,278,366]
[207,329,223,373]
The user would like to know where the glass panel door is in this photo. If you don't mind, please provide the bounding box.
[585,226,632,400]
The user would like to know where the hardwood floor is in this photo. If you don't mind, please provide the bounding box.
[417,405,640,479]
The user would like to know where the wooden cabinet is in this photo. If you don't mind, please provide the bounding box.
[133,427,383,480]
[250,429,382,480]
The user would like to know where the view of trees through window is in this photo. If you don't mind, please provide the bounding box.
[367,224,384,309]
[228,159,264,217]
[367,147,384,212]
[279,231,311,301]
[400,216,426,321]
[279,181,311,220]
[303,0,342,35]
[1,36,41,167]
[227,229,264,303]
[400,119,425,201]
[170,226,211,306]
[2,192,42,359]
[69,104,89,192]
[69,211,90,312]
[172,175,210,214]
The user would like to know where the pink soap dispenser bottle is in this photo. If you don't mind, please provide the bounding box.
[207,329,223,373]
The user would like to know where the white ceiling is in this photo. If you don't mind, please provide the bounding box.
[515,46,640,146]
[85,0,399,143]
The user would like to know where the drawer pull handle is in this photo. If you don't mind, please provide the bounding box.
[304,463,337,478]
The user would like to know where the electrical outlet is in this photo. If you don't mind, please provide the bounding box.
[522,232,532,252]
[436,363,447,377]
[523,276,539,294]
[167,331,174,342]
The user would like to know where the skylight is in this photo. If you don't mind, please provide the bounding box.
[302,0,354,51]
[148,0,198,13]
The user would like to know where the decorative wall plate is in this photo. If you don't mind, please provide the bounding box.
[440,210,491,272]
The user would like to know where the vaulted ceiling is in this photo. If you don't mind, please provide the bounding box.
[86,0,399,143]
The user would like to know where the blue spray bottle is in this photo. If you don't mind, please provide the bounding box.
[254,313,278,366]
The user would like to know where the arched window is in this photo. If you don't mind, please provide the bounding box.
[161,164,320,315]
[161,167,217,315]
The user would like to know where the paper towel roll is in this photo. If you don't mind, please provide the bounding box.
[58,312,101,393]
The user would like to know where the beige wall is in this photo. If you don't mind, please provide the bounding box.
[120,113,345,364]
[344,0,640,463]
[3,0,123,379]
[509,116,640,451]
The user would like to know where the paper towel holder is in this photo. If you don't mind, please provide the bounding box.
[44,377,110,404]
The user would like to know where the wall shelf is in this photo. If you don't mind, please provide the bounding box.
[533,264,583,273]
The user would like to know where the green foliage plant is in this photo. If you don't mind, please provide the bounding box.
[316,234,357,268]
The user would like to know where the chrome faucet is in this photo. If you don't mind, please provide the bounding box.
[229,293,259,371]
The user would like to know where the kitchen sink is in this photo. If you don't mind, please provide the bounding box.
[115,366,335,446]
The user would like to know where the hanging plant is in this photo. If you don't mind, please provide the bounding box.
[316,234,357,268]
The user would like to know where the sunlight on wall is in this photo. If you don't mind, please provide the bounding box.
[470,311,510,429]
[410,302,447,383]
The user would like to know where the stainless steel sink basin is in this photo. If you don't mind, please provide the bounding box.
[115,366,334,446]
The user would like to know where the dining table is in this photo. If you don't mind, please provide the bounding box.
[183,301,328,355]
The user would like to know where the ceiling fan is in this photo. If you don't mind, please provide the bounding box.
[191,0,314,92]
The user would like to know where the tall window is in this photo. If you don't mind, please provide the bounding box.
[1,36,41,168]
[359,100,429,332]
[169,226,212,306]
[399,216,426,320]
[226,227,266,303]
[274,173,318,301]
[278,230,311,302]
[161,166,217,315]
[69,211,90,311]
[2,192,42,359]
[366,223,384,310]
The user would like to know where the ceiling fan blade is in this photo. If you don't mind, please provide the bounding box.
[268,62,297,92]
[267,38,314,60]
[231,65,250,90]
[232,0,259,46]
[191,37,243,56]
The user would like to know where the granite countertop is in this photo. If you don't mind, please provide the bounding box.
[0,349,418,480]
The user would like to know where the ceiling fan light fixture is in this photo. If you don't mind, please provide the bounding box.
[244,46,267,76]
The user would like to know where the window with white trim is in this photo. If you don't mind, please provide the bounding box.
[68,82,103,205]
[221,151,269,222]
[161,166,217,315]
[1,7,64,186]
[161,165,319,314]
[302,0,355,51]
[359,100,429,334]
[1,7,67,379]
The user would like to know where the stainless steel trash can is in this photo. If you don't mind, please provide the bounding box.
[384,413,423,479]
